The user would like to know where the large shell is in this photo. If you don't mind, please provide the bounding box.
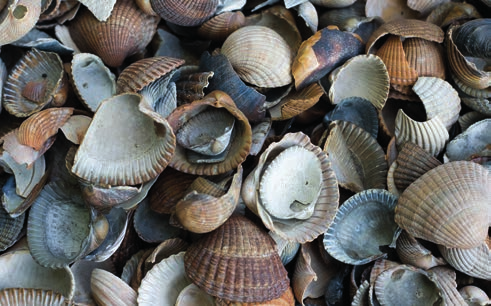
[3,48,66,117]
[328,54,390,110]
[395,161,490,249]
[184,215,290,303]
[221,25,292,88]
[439,241,491,280]
[323,120,387,193]
[72,93,175,186]
[323,189,399,265]
[66,0,159,67]
[150,0,218,27]
[242,132,339,243]
[403,38,445,80]
[0,0,42,46]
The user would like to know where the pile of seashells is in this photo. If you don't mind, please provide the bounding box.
[0,0,489,305]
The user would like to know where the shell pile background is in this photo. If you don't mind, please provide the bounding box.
[0,0,489,305]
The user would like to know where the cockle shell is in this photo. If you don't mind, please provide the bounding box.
[197,11,245,41]
[439,241,491,280]
[144,238,189,273]
[91,268,137,306]
[395,161,490,249]
[396,231,446,270]
[0,0,42,46]
[407,0,450,14]
[0,204,24,251]
[429,266,468,306]
[150,0,218,27]
[0,288,69,306]
[268,82,324,121]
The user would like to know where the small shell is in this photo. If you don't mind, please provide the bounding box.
[458,111,488,132]
[461,97,491,115]
[175,67,214,105]
[0,150,45,199]
[426,2,482,28]
[365,0,419,22]
[150,0,218,27]
[0,0,42,46]
[60,114,91,145]
[0,204,25,251]
[452,19,491,59]
[268,82,324,121]
[91,268,137,306]
[197,11,245,41]
[407,0,450,14]
[295,1,318,34]
[70,260,116,306]
[458,286,491,305]
[429,266,468,305]
[175,284,216,306]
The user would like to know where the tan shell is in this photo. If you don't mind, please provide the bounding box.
[197,11,245,41]
[91,269,137,306]
[221,25,292,88]
[395,161,490,249]
[439,241,491,280]
[269,82,324,121]
[328,54,389,110]
[403,38,445,81]
[72,93,175,186]
[407,0,450,14]
[429,266,469,305]
[396,231,446,270]
[0,0,42,46]
[376,35,418,87]
[60,115,91,145]
[0,288,69,306]
[215,286,295,305]
[150,0,218,27]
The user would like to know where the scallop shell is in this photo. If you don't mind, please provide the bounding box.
[0,288,69,306]
[403,38,445,80]
[395,161,490,249]
[70,53,116,112]
[174,67,214,105]
[439,241,491,280]
[323,189,399,265]
[328,54,389,110]
[150,0,218,27]
[394,109,449,156]
[221,25,292,88]
[184,215,290,303]
[452,19,491,59]
[444,119,491,164]
[396,231,446,270]
[67,0,159,67]
[324,120,387,193]
[0,0,42,46]
[242,132,339,243]
[268,82,324,121]
[3,48,66,117]
[91,268,137,306]
[72,93,175,186]
[197,11,245,41]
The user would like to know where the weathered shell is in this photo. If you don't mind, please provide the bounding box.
[295,1,318,34]
[175,283,215,306]
[328,54,390,110]
[395,161,490,249]
[60,115,91,145]
[429,266,468,306]
[324,120,387,192]
[70,259,116,305]
[407,0,450,14]
[269,231,300,266]
[458,111,488,132]
[268,82,324,121]
[461,96,491,115]
[150,0,218,26]
[72,93,175,186]
[91,268,137,306]
[396,231,446,270]
[365,0,419,22]
[242,132,339,243]
[67,0,159,67]
[439,241,491,280]
[0,204,25,251]
[174,66,214,105]
[3,48,66,117]
[458,286,491,305]
[78,0,116,22]
[452,18,491,59]
[323,189,399,265]
[425,2,482,28]
[197,11,245,41]
[444,119,491,165]
[0,288,69,306]
[0,0,42,46]
[184,215,289,303]
[144,238,189,273]
[0,150,45,199]
[221,25,292,88]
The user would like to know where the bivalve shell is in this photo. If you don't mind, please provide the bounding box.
[439,241,491,280]
[0,0,42,46]
[91,269,137,306]
[0,288,69,306]
[150,0,218,27]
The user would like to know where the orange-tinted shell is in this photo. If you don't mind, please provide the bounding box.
[197,11,245,41]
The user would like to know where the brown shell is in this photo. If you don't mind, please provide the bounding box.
[425,2,482,28]
[116,56,185,94]
[395,161,490,249]
[396,231,446,270]
[184,214,289,303]
[269,83,324,121]
[0,0,42,46]
[376,35,418,86]
[403,38,445,80]
[150,0,218,27]
[67,0,159,67]
[439,241,491,280]
[17,107,73,151]
[197,11,245,41]
[215,286,294,305]
[167,90,252,176]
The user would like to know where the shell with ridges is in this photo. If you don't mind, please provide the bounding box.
[0,150,45,199]
[439,241,491,280]
[150,0,218,27]
[78,0,116,22]
[429,266,469,305]
[269,82,324,121]
[403,38,445,80]
[0,288,69,306]
[0,0,42,46]
[396,231,446,270]
[0,204,25,251]
[91,268,137,306]
[197,11,245,41]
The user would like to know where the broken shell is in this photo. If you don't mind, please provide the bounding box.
[407,0,449,15]
[150,0,218,27]
[444,119,491,165]
[60,114,91,145]
[174,66,214,105]
[458,285,491,305]
[395,161,490,249]
[426,2,482,28]
[396,231,446,270]
[144,238,189,273]
[324,189,399,265]
[429,266,468,305]
[0,0,42,46]
[452,18,491,59]
[221,25,292,88]
[268,82,324,121]
[91,268,137,306]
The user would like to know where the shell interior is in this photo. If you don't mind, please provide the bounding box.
[0,288,68,306]
[259,146,322,220]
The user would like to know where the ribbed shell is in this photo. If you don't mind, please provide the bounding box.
[376,35,418,86]
[78,0,116,22]
[407,0,449,14]
[72,93,175,186]
[133,198,182,243]
[0,288,69,306]
[461,97,491,115]
[197,11,245,41]
[184,215,289,303]
[269,82,324,121]
[395,161,490,249]
[429,266,469,306]
[91,269,137,306]
[425,2,482,28]
[439,242,490,280]
[0,0,42,46]
[221,26,292,88]
[150,0,218,26]
[67,0,159,67]
[396,231,446,270]
[0,205,25,251]
[215,286,294,305]
[403,38,445,79]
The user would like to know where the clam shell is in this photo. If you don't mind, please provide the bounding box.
[375,35,418,86]
[144,238,189,273]
[184,215,289,303]
[323,189,399,265]
[452,19,491,59]
[91,268,137,306]
[0,0,42,46]
[175,283,216,306]
[0,288,69,306]
[268,82,324,121]
[150,0,218,26]
[403,38,445,80]
[426,2,482,28]
[1,129,43,167]
[70,259,115,305]
[395,161,490,249]
[365,0,419,23]
[396,231,446,270]
[197,11,245,41]
[59,114,91,145]
[329,54,389,110]
[439,241,491,280]
[72,93,175,186]
[324,120,387,192]
[429,266,468,305]
[70,53,116,112]
[221,25,292,88]
[3,48,65,117]
[444,119,491,165]
[0,204,25,251]
[394,109,449,156]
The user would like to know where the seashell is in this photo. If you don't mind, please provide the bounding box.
[242,132,339,243]
[439,241,491,280]
[1,129,44,167]
[184,215,290,303]
[120,249,147,285]
[393,142,441,192]
[0,288,69,306]
[91,268,137,306]
[451,71,491,99]
[168,90,251,176]
[292,26,364,90]
[351,280,370,306]
[215,286,294,305]
[458,111,489,132]
[461,97,491,116]
[403,38,445,80]
[365,0,419,22]
[387,161,401,196]
[328,54,390,110]
[27,181,109,268]
[199,52,266,122]
[269,231,300,265]
[249,118,272,156]
[70,53,116,112]
[0,150,45,199]
[127,248,154,291]
[426,2,482,28]
[60,114,91,145]
[323,189,399,265]
[452,19,491,59]
[323,97,379,139]
[72,93,175,186]
[134,0,157,16]
[78,0,116,22]
[429,266,468,305]
[197,11,245,41]
[396,231,446,270]
[38,0,80,26]
[174,67,214,105]
[395,161,490,249]
[138,252,191,305]
[324,120,387,193]
[144,237,189,272]
[0,0,42,46]
[444,119,491,165]
[268,82,324,121]
[174,166,242,233]
[70,259,116,305]
[175,283,215,306]
[394,109,449,156]
[294,1,318,34]
[3,48,66,117]
[374,265,444,306]
[221,25,292,88]
[458,286,491,305]
[150,0,218,27]
[66,0,159,67]
[310,0,356,8]
[0,249,75,299]
[0,204,25,251]
[407,0,450,14]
